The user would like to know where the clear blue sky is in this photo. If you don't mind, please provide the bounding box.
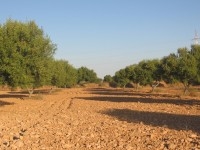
[1,0,200,78]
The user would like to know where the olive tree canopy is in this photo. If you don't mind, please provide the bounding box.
[0,19,56,91]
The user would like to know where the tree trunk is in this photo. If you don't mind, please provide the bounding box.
[183,83,189,94]
[151,81,160,93]
[123,84,126,91]
[135,83,139,91]
[26,86,34,97]
[48,87,54,94]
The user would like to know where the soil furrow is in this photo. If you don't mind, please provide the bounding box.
[0,87,199,150]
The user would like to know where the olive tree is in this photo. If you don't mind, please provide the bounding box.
[103,75,113,83]
[113,69,129,88]
[176,48,198,93]
[51,60,77,88]
[161,48,198,94]
[77,67,99,84]
[132,59,161,92]
[191,45,200,84]
[0,19,56,96]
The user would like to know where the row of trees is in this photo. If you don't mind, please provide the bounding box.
[0,19,100,95]
[104,45,200,93]
[1,19,199,95]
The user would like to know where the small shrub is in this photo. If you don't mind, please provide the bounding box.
[125,82,134,88]
[109,81,118,88]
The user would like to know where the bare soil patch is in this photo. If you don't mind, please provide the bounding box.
[0,87,199,149]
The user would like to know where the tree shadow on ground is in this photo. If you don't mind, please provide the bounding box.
[9,89,51,95]
[0,100,14,107]
[77,96,200,106]
[2,89,53,99]
[101,109,200,133]
[0,94,28,99]
[81,88,200,106]
[85,88,181,98]
[85,88,134,96]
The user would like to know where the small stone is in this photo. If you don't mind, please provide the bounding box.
[190,134,197,138]
[62,143,73,149]
[56,132,62,136]
[13,135,20,140]
[159,142,165,149]
[181,139,185,142]
[162,130,168,135]
[126,145,134,150]
[147,134,155,139]
[19,135,23,140]
[187,138,193,142]
[21,128,27,133]
[3,141,9,147]
[90,133,95,138]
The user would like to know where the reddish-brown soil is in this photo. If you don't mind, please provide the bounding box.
[0,87,199,150]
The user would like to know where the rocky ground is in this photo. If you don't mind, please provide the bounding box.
[0,87,199,150]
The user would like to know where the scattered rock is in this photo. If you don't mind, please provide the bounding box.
[190,134,197,138]
[0,88,199,150]
[62,143,73,149]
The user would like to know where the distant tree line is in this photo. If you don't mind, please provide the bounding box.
[104,45,200,94]
[0,19,100,95]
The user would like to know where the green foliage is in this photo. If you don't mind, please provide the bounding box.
[0,19,56,89]
[103,75,113,83]
[1,19,200,93]
[77,67,99,83]
[160,53,178,84]
[113,68,130,87]
[51,60,67,87]
[191,45,200,61]
[191,45,200,83]
[0,19,103,90]
[65,63,78,87]
[176,48,197,93]
[112,45,200,94]
[109,81,118,88]
[160,47,198,93]
[132,59,160,86]
[51,60,77,88]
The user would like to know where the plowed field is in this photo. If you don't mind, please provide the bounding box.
[0,87,200,150]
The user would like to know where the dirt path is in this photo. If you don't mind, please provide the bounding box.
[0,87,200,150]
